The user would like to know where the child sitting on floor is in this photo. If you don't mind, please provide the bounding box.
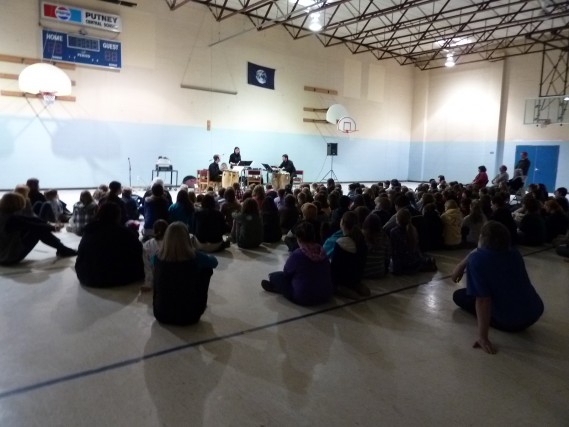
[390,209,437,275]
[261,221,333,306]
[330,211,369,298]
[451,221,544,354]
[141,219,169,292]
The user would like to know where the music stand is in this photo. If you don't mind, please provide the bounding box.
[234,161,252,188]
[261,163,276,184]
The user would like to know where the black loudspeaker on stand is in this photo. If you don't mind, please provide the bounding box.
[327,143,338,156]
[321,143,339,182]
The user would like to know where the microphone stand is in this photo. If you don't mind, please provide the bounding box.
[128,157,132,187]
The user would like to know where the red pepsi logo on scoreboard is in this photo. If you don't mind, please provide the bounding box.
[43,2,82,24]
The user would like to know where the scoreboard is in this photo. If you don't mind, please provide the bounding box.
[42,29,121,69]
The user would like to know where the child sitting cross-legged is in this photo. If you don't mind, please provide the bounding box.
[261,221,333,306]
[153,222,218,325]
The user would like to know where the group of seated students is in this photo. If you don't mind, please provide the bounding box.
[1,173,567,352]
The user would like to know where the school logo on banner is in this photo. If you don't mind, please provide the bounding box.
[43,3,82,24]
[247,62,275,90]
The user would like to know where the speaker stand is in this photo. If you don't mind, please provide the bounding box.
[320,155,339,183]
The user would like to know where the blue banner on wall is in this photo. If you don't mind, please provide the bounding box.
[42,29,122,69]
[247,62,275,90]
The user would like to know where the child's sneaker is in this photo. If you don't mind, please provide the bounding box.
[261,280,277,293]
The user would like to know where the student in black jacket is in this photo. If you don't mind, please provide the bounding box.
[153,222,218,325]
[75,203,144,287]
[0,193,76,265]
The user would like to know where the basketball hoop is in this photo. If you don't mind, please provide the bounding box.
[535,118,551,128]
[18,63,72,106]
[337,116,357,133]
[40,92,56,106]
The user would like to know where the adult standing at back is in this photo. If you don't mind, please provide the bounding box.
[515,151,531,184]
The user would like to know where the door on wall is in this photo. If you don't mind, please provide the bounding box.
[514,145,559,191]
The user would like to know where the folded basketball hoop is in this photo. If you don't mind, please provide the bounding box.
[536,118,551,128]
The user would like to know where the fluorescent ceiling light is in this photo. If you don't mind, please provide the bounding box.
[309,20,323,31]
[309,12,322,31]
[445,54,455,67]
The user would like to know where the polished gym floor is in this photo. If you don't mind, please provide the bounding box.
[0,189,568,426]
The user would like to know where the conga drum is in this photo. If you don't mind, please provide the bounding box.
[222,170,239,188]
[277,171,290,189]
[271,173,281,190]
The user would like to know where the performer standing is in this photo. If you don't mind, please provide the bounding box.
[279,154,296,185]
[229,147,241,167]
[208,155,222,182]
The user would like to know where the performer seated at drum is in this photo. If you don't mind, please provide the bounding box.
[229,147,241,167]
[208,155,222,182]
[279,154,296,185]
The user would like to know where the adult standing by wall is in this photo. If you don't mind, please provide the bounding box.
[515,151,531,184]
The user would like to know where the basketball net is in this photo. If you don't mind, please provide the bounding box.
[40,91,56,106]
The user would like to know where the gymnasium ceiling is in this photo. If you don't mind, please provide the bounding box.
[162,0,569,69]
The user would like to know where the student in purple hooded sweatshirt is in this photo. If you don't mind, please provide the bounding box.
[261,221,333,306]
